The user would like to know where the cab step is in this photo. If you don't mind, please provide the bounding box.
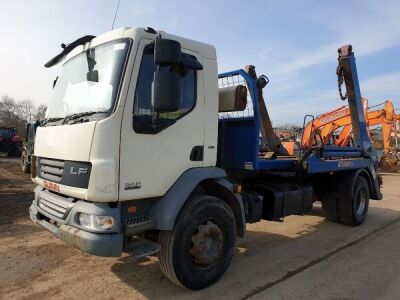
[126,237,161,259]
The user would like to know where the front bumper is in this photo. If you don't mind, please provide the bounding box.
[29,187,123,257]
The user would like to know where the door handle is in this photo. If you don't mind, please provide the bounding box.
[190,146,204,161]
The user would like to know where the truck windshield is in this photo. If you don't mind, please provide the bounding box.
[46,40,130,120]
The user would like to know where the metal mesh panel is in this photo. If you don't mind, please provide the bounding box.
[218,74,254,119]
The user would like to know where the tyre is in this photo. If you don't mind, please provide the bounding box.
[9,143,22,157]
[15,143,22,157]
[337,176,369,226]
[321,193,339,222]
[158,194,237,290]
[21,150,31,173]
[321,179,340,222]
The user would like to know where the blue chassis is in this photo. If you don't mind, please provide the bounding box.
[217,69,374,175]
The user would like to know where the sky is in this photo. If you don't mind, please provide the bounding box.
[0,0,399,125]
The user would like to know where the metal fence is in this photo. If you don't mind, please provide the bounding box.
[218,74,254,119]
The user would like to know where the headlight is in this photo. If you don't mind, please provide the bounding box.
[78,213,115,230]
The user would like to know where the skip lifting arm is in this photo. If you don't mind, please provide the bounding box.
[244,65,289,156]
[336,45,373,157]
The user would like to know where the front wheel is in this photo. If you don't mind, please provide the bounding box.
[158,195,236,290]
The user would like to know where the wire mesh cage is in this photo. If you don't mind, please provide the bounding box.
[218,74,254,119]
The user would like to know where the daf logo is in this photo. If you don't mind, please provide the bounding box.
[70,167,88,175]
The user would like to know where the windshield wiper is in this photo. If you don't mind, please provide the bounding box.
[62,111,108,124]
[42,117,64,126]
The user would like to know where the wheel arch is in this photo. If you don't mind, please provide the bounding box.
[200,178,246,237]
[320,169,373,226]
[358,166,382,200]
[148,168,244,235]
[330,168,380,200]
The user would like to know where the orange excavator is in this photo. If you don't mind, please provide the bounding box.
[302,100,396,149]
[301,98,368,148]
[333,104,400,172]
[335,101,396,148]
[301,99,399,171]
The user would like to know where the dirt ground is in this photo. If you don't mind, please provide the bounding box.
[1,156,400,300]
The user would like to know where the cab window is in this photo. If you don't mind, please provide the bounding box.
[133,44,196,134]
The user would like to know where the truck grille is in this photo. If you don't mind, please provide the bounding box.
[38,190,74,220]
[36,157,91,189]
[39,158,65,182]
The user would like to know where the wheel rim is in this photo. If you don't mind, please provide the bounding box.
[356,189,367,215]
[190,220,223,267]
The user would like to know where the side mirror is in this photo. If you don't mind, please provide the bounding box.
[154,39,181,66]
[153,71,181,113]
[181,54,203,71]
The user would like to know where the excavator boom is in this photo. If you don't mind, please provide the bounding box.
[321,101,395,153]
[301,99,367,148]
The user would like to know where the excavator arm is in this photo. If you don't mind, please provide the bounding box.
[301,99,367,148]
[332,101,395,152]
[336,124,353,146]
[301,105,348,148]
[321,98,368,144]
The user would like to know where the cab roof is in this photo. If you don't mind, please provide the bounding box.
[64,27,217,63]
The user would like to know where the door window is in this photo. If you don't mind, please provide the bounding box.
[133,44,197,134]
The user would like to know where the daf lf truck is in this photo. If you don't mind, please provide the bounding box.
[30,27,382,290]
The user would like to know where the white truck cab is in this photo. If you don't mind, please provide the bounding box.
[31,27,231,289]
[34,27,219,202]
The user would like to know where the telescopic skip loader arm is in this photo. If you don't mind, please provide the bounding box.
[244,65,289,156]
[336,45,377,161]
[304,45,382,158]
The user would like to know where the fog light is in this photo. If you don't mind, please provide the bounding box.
[78,213,115,230]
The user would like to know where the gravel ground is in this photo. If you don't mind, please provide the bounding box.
[0,156,399,300]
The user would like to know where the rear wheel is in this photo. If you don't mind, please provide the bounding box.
[21,150,30,173]
[337,176,369,226]
[321,193,339,222]
[158,195,236,290]
[322,176,369,226]
[321,179,339,222]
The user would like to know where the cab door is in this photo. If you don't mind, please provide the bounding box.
[119,39,205,200]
